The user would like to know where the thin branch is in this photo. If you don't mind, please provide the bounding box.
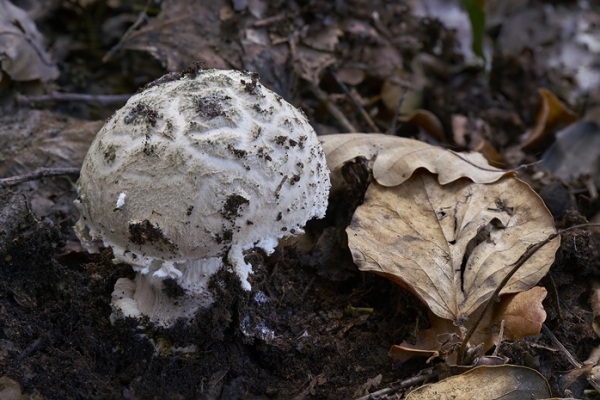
[390,88,408,135]
[327,67,380,133]
[541,324,581,369]
[14,335,47,363]
[308,83,357,133]
[541,324,600,393]
[102,0,151,63]
[353,368,437,400]
[0,167,80,188]
[16,92,131,106]
[252,10,300,28]
[457,223,600,364]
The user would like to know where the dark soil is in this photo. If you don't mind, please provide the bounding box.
[1,1,600,399]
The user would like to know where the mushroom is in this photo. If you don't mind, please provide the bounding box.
[74,68,331,326]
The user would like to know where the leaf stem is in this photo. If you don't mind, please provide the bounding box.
[457,223,600,364]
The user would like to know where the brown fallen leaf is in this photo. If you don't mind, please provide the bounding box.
[0,0,59,83]
[347,171,559,323]
[381,71,423,116]
[452,114,503,167]
[293,45,336,86]
[398,109,446,142]
[492,286,547,342]
[109,0,240,71]
[539,120,600,183]
[521,88,579,150]
[389,287,547,365]
[405,365,551,400]
[388,310,462,365]
[320,133,511,192]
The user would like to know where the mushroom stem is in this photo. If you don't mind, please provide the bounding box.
[111,257,223,326]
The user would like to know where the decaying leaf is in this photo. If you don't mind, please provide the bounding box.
[0,109,101,223]
[381,71,424,116]
[113,0,240,71]
[388,310,462,365]
[347,171,559,323]
[539,120,600,183]
[493,286,547,342]
[591,280,600,339]
[0,0,59,83]
[320,133,511,192]
[521,88,579,150]
[452,114,503,167]
[292,45,336,86]
[397,109,446,142]
[389,287,547,365]
[405,365,551,400]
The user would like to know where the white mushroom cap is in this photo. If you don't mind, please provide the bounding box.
[74,69,331,325]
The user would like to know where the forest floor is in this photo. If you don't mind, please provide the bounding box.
[1,0,600,399]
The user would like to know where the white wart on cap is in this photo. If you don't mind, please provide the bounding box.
[74,68,331,326]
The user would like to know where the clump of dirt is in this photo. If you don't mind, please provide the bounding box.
[0,201,427,398]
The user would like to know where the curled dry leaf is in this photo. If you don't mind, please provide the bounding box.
[405,365,551,400]
[320,133,511,193]
[452,114,503,167]
[0,0,59,83]
[397,109,446,142]
[493,286,547,341]
[347,171,559,323]
[521,88,579,150]
[539,120,600,183]
[389,287,547,365]
[388,310,462,366]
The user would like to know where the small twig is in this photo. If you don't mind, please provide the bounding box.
[457,223,600,364]
[14,335,47,362]
[252,10,300,28]
[541,324,581,368]
[103,0,151,63]
[0,167,80,188]
[16,91,131,106]
[353,368,437,400]
[327,67,380,133]
[492,319,505,357]
[390,88,408,135]
[308,83,357,133]
[541,324,600,394]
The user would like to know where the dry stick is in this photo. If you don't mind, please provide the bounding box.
[308,83,357,133]
[252,10,300,28]
[541,325,600,394]
[390,88,408,135]
[457,223,600,365]
[102,0,151,63]
[353,368,437,400]
[14,335,47,363]
[327,67,380,133]
[541,324,581,369]
[0,167,80,188]
[16,92,131,105]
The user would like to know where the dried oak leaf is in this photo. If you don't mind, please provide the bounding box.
[320,133,511,193]
[405,365,551,400]
[346,170,559,323]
